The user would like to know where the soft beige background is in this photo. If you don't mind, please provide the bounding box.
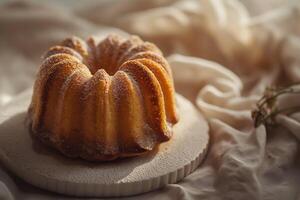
[0,0,300,199]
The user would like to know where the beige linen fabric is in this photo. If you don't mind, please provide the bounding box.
[0,0,300,199]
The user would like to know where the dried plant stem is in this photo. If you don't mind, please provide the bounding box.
[252,83,300,128]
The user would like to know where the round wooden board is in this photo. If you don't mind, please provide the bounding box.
[0,90,209,197]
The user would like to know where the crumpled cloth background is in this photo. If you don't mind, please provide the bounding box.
[1,0,300,199]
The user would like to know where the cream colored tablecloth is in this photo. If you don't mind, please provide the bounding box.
[1,0,300,199]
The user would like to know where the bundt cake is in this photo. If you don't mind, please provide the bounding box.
[27,34,179,161]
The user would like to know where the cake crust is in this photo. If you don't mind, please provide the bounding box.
[28,34,179,161]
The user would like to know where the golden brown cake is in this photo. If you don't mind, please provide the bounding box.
[27,34,179,161]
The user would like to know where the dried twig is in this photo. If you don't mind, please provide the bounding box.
[252,83,300,128]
